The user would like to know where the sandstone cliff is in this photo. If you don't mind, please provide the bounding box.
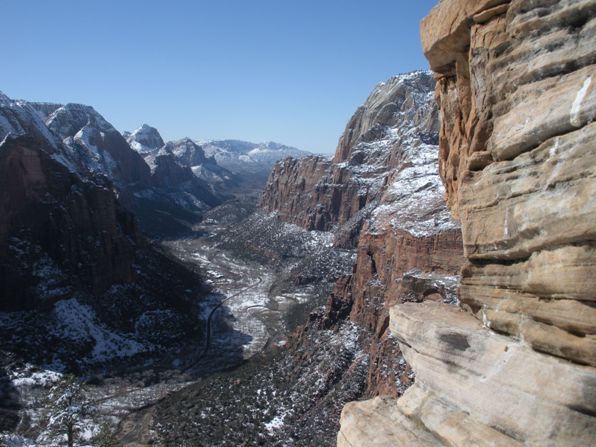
[338,1,596,446]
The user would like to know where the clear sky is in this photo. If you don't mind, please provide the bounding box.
[2,0,437,154]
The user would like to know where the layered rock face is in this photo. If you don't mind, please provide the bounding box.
[260,72,439,242]
[338,1,596,446]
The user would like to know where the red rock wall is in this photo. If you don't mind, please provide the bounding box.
[0,135,138,309]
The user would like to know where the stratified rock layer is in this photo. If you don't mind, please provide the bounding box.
[338,1,596,446]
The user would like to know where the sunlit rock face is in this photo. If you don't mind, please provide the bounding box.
[46,103,152,186]
[261,71,464,405]
[125,123,165,155]
[338,1,596,446]
[260,71,443,244]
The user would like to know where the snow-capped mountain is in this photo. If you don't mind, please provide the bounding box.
[126,127,237,192]
[45,103,152,187]
[163,138,237,187]
[202,140,311,187]
[124,124,165,154]
[125,122,311,192]
[0,94,226,236]
[0,92,206,372]
[0,92,61,149]
[261,70,448,240]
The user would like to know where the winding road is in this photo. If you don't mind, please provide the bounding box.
[112,276,265,445]
[182,275,263,373]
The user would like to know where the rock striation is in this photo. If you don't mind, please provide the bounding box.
[338,1,596,446]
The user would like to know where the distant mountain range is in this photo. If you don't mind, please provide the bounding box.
[0,92,310,236]
[125,125,311,192]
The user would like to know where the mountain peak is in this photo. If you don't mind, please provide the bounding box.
[127,124,165,154]
[0,91,11,104]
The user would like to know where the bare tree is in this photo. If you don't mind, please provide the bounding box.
[46,374,88,447]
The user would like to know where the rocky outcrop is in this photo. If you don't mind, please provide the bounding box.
[0,96,227,238]
[46,103,152,186]
[126,128,237,199]
[125,124,164,154]
[261,72,439,242]
[334,73,438,164]
[151,152,220,207]
[338,1,596,445]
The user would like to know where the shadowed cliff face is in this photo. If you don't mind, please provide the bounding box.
[0,135,137,309]
[0,100,207,374]
[338,1,596,446]
[1,94,227,239]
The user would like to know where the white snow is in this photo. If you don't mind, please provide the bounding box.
[570,76,591,127]
[10,368,63,387]
[54,299,149,362]
[264,413,287,434]
[201,140,310,174]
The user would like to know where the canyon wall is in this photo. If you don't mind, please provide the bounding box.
[260,72,439,242]
[0,134,138,309]
[0,94,205,370]
[261,72,464,400]
[338,1,596,445]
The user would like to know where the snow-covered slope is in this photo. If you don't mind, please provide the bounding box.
[126,126,236,190]
[0,92,227,238]
[0,91,61,149]
[260,70,453,241]
[46,103,151,186]
[202,140,311,186]
[124,124,165,154]
[125,122,311,192]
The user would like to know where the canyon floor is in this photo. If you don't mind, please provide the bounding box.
[1,197,356,446]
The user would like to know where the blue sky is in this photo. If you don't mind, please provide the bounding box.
[2,0,437,154]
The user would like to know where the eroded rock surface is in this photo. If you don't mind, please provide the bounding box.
[0,94,206,373]
[339,1,596,445]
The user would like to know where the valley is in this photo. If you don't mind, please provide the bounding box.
[1,197,355,446]
[1,70,464,447]
[3,2,594,442]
